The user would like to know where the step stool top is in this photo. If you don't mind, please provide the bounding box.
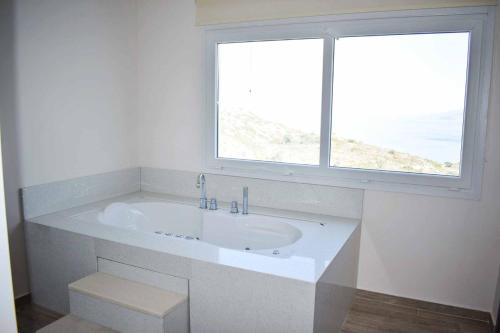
[69,272,187,318]
[36,314,117,333]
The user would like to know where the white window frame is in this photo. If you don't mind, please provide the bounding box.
[203,6,495,199]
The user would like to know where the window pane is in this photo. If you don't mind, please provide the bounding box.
[217,39,324,165]
[330,33,469,176]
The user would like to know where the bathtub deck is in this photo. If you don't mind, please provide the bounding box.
[26,191,360,284]
[17,290,493,333]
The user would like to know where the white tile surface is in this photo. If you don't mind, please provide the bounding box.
[25,223,97,314]
[28,192,359,283]
[22,168,140,219]
[97,258,188,295]
[141,167,364,219]
[95,238,193,279]
[313,225,360,332]
[190,260,316,333]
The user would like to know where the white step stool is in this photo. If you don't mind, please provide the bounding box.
[68,272,188,333]
[36,314,117,333]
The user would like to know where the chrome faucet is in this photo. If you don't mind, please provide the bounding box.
[196,174,207,209]
[242,186,248,215]
[230,201,239,214]
[209,198,218,210]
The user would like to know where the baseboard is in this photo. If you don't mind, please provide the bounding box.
[15,293,31,307]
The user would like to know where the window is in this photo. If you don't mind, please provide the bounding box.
[330,33,469,177]
[217,39,324,165]
[205,7,494,198]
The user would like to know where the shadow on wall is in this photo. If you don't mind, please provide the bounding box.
[0,0,29,297]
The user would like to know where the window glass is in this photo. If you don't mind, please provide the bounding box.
[217,39,324,165]
[330,33,470,176]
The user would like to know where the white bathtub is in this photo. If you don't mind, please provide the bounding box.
[26,192,360,333]
[97,201,302,251]
[64,193,359,281]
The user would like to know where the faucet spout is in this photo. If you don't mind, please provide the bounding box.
[197,174,207,209]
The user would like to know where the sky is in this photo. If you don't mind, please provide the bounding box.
[217,32,470,163]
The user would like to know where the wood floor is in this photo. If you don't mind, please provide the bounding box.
[341,290,493,333]
[16,300,63,333]
[16,290,494,333]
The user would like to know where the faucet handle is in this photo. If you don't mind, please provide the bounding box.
[242,186,249,215]
[209,198,218,210]
[230,201,239,214]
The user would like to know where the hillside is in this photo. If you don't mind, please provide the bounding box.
[218,111,459,176]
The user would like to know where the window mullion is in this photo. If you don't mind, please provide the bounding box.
[319,36,335,169]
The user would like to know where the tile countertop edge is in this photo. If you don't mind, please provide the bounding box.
[25,191,361,284]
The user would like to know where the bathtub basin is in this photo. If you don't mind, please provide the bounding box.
[97,201,302,251]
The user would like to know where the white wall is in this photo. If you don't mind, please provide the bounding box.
[0,0,22,330]
[11,0,138,296]
[0,145,17,332]
[1,0,29,298]
[137,0,203,170]
[358,7,500,313]
[15,0,138,188]
[137,0,500,315]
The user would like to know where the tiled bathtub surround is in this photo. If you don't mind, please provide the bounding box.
[141,167,364,219]
[22,168,140,219]
[22,166,362,332]
[22,167,363,220]
[25,187,361,332]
